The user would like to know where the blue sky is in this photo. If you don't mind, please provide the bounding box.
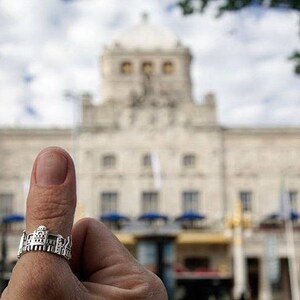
[0,0,299,127]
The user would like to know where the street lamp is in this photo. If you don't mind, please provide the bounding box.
[64,91,82,166]
[226,200,251,300]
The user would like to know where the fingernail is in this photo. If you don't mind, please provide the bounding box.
[36,151,68,186]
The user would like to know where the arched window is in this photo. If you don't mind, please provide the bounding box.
[142,62,153,75]
[162,62,174,75]
[120,62,133,74]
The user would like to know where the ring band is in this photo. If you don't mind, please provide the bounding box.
[17,225,72,261]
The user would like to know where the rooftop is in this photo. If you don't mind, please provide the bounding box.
[110,13,181,51]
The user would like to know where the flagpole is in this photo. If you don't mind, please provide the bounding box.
[64,91,83,219]
[64,91,82,165]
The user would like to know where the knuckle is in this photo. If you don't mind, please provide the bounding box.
[28,187,74,222]
[30,199,69,221]
[123,267,168,300]
[143,272,168,300]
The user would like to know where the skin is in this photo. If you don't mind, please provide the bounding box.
[1,147,168,300]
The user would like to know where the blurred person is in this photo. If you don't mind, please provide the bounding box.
[1,147,167,300]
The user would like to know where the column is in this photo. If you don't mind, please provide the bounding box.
[258,256,272,300]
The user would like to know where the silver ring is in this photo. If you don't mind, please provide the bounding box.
[17,225,72,261]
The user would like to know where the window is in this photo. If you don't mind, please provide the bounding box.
[240,191,252,212]
[183,191,199,212]
[162,62,174,75]
[0,193,13,220]
[142,192,158,213]
[289,191,298,211]
[101,192,118,214]
[142,62,153,75]
[102,154,116,169]
[182,154,196,168]
[142,153,151,168]
[120,62,133,74]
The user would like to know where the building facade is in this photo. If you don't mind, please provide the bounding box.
[1,16,300,300]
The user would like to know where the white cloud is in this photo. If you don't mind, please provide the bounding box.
[0,0,299,127]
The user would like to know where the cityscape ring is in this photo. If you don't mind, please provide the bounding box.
[17,225,72,261]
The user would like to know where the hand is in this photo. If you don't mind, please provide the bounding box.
[1,147,167,300]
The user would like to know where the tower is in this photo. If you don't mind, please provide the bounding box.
[82,14,216,127]
[101,14,193,106]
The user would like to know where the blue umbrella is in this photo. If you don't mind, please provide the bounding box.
[100,212,130,222]
[138,212,168,222]
[291,210,300,220]
[269,210,299,221]
[2,214,25,224]
[175,211,206,222]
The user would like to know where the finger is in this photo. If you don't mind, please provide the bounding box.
[71,218,168,299]
[71,218,141,281]
[3,147,78,300]
[26,146,76,237]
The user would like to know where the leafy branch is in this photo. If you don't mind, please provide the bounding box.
[177,0,300,74]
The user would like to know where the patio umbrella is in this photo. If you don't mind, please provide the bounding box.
[100,212,130,222]
[2,214,25,224]
[175,211,206,222]
[138,212,168,222]
[269,210,299,221]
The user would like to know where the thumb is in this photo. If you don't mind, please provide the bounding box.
[2,147,77,299]
[26,146,76,237]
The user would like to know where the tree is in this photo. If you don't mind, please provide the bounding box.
[177,0,300,75]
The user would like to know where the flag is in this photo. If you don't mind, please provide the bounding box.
[150,151,162,189]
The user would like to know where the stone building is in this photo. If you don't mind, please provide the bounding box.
[1,15,300,300]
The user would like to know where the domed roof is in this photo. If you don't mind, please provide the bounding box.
[111,14,181,51]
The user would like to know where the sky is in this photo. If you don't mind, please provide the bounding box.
[0,0,299,127]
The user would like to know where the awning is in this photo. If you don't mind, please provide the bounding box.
[100,212,130,222]
[177,232,231,244]
[2,214,25,224]
[138,212,168,222]
[114,232,136,245]
[175,211,206,221]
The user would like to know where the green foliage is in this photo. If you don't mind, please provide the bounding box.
[178,0,194,14]
[177,0,300,76]
[289,51,300,75]
[177,0,300,15]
